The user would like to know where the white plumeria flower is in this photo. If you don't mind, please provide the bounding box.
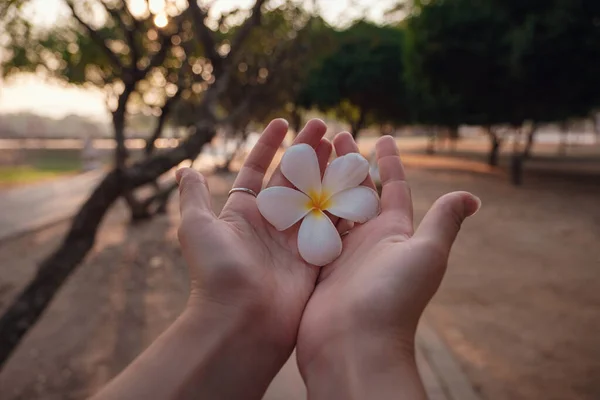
[257,143,380,266]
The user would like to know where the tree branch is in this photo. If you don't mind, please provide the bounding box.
[144,91,182,155]
[138,12,186,79]
[144,35,194,156]
[65,0,124,71]
[187,0,223,75]
[227,0,267,61]
[111,0,140,67]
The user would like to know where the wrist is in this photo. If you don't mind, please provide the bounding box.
[185,284,296,351]
[183,293,294,356]
[300,332,426,400]
[171,301,293,399]
[94,297,293,400]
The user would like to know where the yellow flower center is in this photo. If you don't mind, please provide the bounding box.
[306,190,331,217]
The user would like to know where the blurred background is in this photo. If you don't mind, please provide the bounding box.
[0,0,599,399]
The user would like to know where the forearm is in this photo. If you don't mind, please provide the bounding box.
[301,334,427,400]
[92,302,291,400]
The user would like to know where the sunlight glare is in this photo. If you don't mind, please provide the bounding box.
[149,0,166,14]
[127,0,147,17]
[154,13,168,28]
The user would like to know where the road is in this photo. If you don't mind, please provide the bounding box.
[0,170,104,241]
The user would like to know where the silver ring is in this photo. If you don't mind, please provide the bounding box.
[228,187,258,198]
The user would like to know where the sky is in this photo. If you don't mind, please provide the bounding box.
[0,0,397,122]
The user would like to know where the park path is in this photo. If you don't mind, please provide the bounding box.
[0,170,105,242]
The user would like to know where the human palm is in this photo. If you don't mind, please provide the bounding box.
[177,119,332,349]
[296,135,481,368]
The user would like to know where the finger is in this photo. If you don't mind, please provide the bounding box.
[413,191,481,257]
[316,138,333,178]
[232,118,289,195]
[337,219,354,235]
[267,119,328,188]
[176,168,214,220]
[376,136,412,225]
[332,132,376,190]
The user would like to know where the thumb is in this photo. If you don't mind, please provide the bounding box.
[414,191,481,256]
[176,168,214,220]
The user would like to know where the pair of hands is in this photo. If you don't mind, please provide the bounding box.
[176,119,480,398]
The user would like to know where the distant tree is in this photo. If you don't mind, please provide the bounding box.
[404,0,600,170]
[503,0,600,161]
[299,21,407,138]
[404,0,515,165]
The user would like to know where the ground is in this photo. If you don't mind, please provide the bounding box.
[0,143,599,399]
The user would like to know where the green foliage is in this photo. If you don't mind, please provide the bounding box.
[3,3,116,86]
[504,0,600,122]
[404,0,600,127]
[174,3,335,131]
[0,149,84,187]
[221,4,322,125]
[300,21,407,134]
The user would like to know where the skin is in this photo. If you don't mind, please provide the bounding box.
[297,133,480,399]
[91,119,480,400]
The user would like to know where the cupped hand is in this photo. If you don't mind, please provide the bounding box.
[296,134,481,373]
[176,119,333,352]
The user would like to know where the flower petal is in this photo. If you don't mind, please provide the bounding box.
[326,186,380,223]
[322,152,369,197]
[298,210,342,266]
[281,143,321,196]
[257,187,311,231]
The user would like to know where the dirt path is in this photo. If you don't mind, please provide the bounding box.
[409,167,600,400]
[0,162,598,399]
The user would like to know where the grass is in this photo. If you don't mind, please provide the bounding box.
[0,150,83,188]
[0,166,75,187]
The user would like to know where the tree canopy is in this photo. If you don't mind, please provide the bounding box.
[404,0,600,128]
[299,21,407,137]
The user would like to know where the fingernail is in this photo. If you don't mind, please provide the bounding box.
[175,168,186,183]
[176,167,196,184]
[465,195,482,217]
[274,118,289,127]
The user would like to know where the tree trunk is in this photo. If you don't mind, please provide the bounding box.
[522,125,538,159]
[0,123,217,369]
[594,116,600,145]
[114,83,139,220]
[154,182,178,215]
[216,128,247,173]
[350,109,367,139]
[124,191,153,222]
[112,83,135,168]
[510,154,523,186]
[426,127,437,155]
[510,124,538,186]
[558,122,568,156]
[512,128,521,153]
[486,127,502,166]
[448,126,459,152]
[145,94,180,156]
[290,108,303,136]
[220,150,237,173]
